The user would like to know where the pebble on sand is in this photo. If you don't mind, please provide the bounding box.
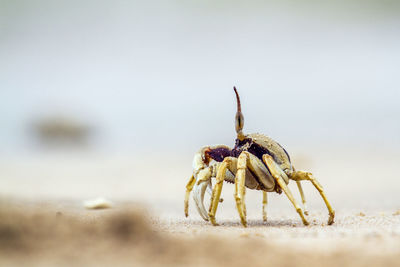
[84,198,113,209]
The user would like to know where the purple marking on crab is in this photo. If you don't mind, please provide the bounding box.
[207,147,232,162]
[231,138,273,161]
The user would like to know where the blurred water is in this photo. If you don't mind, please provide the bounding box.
[1,0,399,154]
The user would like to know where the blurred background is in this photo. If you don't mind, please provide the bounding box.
[0,0,399,218]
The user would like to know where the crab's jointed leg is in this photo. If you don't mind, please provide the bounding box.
[296,181,309,215]
[234,151,276,227]
[208,157,237,226]
[262,191,268,222]
[291,170,335,225]
[184,175,196,217]
[263,154,309,226]
[235,152,249,227]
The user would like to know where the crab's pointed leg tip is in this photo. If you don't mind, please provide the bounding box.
[302,218,310,226]
[327,211,335,225]
[209,216,218,226]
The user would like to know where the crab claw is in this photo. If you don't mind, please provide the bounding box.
[193,179,210,221]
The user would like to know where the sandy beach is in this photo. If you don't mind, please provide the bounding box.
[1,147,400,266]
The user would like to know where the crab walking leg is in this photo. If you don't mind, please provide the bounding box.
[184,175,196,217]
[291,171,335,225]
[262,192,268,222]
[262,155,309,226]
[208,157,237,226]
[192,168,212,221]
[235,152,249,227]
[296,181,309,215]
[207,180,224,202]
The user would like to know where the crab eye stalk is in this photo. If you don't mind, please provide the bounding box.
[234,87,245,140]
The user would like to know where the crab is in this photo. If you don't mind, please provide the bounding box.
[184,87,335,227]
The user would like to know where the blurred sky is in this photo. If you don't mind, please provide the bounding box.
[1,0,400,155]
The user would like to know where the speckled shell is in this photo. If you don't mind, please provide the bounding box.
[247,133,293,173]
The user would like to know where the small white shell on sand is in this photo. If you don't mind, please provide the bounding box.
[84,198,113,209]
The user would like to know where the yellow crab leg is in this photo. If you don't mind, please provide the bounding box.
[208,157,237,226]
[262,191,268,222]
[263,154,309,226]
[234,152,248,227]
[296,181,309,215]
[184,174,196,217]
[291,170,335,225]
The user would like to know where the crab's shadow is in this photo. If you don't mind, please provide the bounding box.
[189,219,308,228]
[223,219,305,228]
